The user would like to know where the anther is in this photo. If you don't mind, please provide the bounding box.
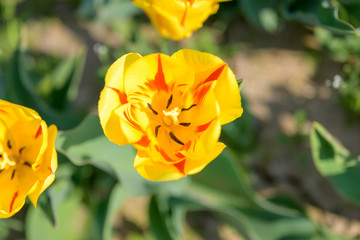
[180,123,191,127]
[181,104,196,112]
[166,94,173,109]
[24,162,32,167]
[7,140,12,149]
[169,132,184,145]
[19,147,25,154]
[155,125,161,137]
[11,169,16,180]
[147,103,158,115]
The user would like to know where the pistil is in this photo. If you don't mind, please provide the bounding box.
[163,107,180,126]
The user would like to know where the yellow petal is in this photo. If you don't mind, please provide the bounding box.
[0,100,58,217]
[172,49,243,125]
[28,124,57,207]
[134,151,184,181]
[105,53,142,89]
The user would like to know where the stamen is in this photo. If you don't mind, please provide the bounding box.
[147,103,158,115]
[180,123,191,127]
[24,162,32,167]
[181,104,196,112]
[11,169,15,180]
[169,132,185,145]
[166,94,173,109]
[155,125,161,137]
[19,147,25,154]
[7,140,11,149]
[0,154,2,158]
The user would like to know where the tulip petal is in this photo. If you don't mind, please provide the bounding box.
[172,49,243,125]
[134,151,184,181]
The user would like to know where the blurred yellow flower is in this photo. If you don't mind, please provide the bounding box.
[98,49,242,181]
[0,100,57,218]
[133,0,226,40]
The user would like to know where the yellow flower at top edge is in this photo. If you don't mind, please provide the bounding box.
[133,0,228,40]
[98,49,242,181]
[0,100,57,218]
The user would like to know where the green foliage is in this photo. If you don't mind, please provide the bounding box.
[236,0,359,33]
[314,27,360,121]
[310,122,360,206]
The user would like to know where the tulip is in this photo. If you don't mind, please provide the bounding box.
[98,49,242,181]
[0,100,57,218]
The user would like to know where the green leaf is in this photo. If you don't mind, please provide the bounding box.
[4,48,82,129]
[38,50,86,110]
[310,122,360,205]
[282,0,356,34]
[56,114,190,196]
[36,191,57,228]
[102,184,127,240]
[148,196,174,240]
[26,184,85,240]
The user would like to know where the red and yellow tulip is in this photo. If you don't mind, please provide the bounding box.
[133,0,227,40]
[0,100,57,218]
[98,49,242,181]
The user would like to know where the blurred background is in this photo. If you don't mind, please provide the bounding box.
[1,0,360,239]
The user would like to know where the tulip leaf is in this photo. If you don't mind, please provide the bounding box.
[4,48,82,129]
[148,196,174,240]
[310,122,360,206]
[102,184,127,240]
[36,191,57,228]
[56,114,189,196]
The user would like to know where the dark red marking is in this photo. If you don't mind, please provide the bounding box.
[175,152,185,159]
[202,64,226,85]
[195,85,211,104]
[136,136,151,147]
[196,119,214,132]
[174,160,186,175]
[9,191,19,213]
[106,86,128,105]
[154,54,168,92]
[155,146,176,162]
[35,125,42,139]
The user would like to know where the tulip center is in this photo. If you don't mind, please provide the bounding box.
[0,151,16,170]
[162,107,180,127]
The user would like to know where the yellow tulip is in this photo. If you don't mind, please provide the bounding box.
[0,100,57,218]
[133,0,226,40]
[98,49,242,181]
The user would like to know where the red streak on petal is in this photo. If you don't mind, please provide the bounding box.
[123,108,141,131]
[154,54,168,92]
[0,109,8,114]
[175,152,185,159]
[155,146,176,162]
[181,3,188,26]
[203,64,226,85]
[180,141,191,151]
[136,135,151,147]
[106,86,128,105]
[195,84,211,104]
[48,167,53,174]
[35,125,42,139]
[196,119,214,132]
[9,191,19,213]
[174,160,186,175]
[35,164,40,169]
